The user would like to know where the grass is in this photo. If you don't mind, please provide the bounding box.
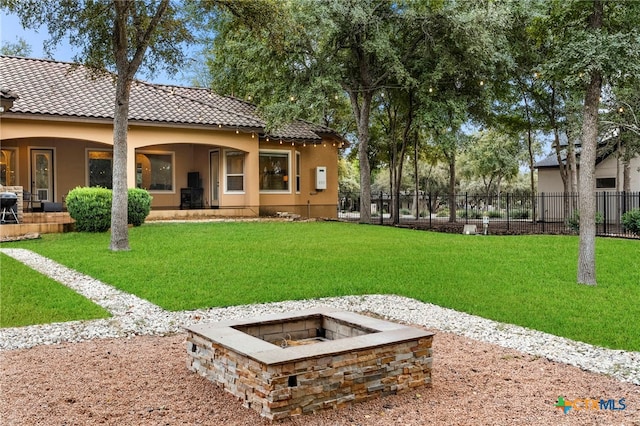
[0,253,110,327]
[2,221,639,351]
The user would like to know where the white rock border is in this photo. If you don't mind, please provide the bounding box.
[1,248,638,385]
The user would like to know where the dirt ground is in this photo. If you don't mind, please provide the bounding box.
[1,328,638,426]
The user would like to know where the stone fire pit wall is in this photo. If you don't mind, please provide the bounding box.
[186,307,434,420]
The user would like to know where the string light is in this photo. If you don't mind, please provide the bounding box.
[479,80,484,86]
[289,95,295,102]
[428,87,433,93]
[251,132,255,138]
[236,128,239,134]
[291,141,295,146]
[247,95,252,101]
[303,142,306,147]
[279,139,283,144]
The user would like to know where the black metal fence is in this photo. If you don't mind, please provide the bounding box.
[338,191,640,238]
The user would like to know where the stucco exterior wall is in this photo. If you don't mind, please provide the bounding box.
[537,154,640,194]
[1,116,340,217]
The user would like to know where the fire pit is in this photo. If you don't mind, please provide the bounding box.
[186,307,434,420]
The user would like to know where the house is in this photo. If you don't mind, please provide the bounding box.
[535,140,640,193]
[0,56,345,223]
[534,138,640,223]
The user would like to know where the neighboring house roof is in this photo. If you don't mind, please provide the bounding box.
[0,56,343,142]
[534,138,625,169]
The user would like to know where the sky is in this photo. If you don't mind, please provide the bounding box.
[0,11,190,86]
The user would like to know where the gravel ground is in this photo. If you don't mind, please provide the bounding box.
[1,248,639,425]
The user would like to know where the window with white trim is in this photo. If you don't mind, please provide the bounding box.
[136,152,174,191]
[88,150,113,188]
[596,177,616,189]
[0,148,17,186]
[225,150,245,192]
[260,150,290,192]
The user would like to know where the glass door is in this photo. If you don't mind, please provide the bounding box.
[210,150,220,208]
[31,149,54,202]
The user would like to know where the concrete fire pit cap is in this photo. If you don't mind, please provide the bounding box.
[186,307,434,366]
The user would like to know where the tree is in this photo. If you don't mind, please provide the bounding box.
[535,0,640,285]
[461,129,521,200]
[0,37,32,56]
[3,0,194,251]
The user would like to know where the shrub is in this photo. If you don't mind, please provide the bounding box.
[566,210,604,233]
[436,209,449,218]
[509,208,531,219]
[128,188,152,226]
[458,210,483,219]
[400,208,412,215]
[621,208,640,235]
[487,210,504,219]
[66,187,112,232]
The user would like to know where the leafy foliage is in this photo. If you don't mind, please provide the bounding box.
[66,187,153,231]
[66,187,113,233]
[621,208,640,236]
[127,188,152,227]
[566,210,604,233]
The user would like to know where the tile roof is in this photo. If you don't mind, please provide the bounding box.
[0,56,341,142]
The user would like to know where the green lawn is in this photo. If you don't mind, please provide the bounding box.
[2,221,639,351]
[0,253,110,327]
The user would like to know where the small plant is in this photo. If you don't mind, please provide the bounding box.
[128,188,152,227]
[509,208,531,219]
[436,209,449,217]
[66,187,112,232]
[400,208,412,215]
[458,210,483,219]
[621,208,640,235]
[566,210,604,233]
[487,210,504,219]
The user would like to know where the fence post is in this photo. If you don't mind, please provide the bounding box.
[541,192,545,233]
[465,192,469,224]
[506,193,510,231]
[602,191,607,235]
[429,192,432,229]
[380,192,384,225]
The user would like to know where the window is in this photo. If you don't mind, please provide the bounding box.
[296,152,301,193]
[0,148,17,186]
[260,151,290,192]
[225,150,245,192]
[136,152,173,191]
[596,177,616,189]
[88,150,113,188]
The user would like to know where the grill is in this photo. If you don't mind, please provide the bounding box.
[0,192,19,223]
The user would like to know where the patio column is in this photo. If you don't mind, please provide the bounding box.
[127,144,136,188]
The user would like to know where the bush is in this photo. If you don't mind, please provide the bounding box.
[621,208,640,235]
[436,209,449,218]
[128,188,152,226]
[566,210,604,233]
[509,208,531,219]
[487,210,504,219]
[400,208,412,215]
[66,187,112,232]
[457,210,483,219]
